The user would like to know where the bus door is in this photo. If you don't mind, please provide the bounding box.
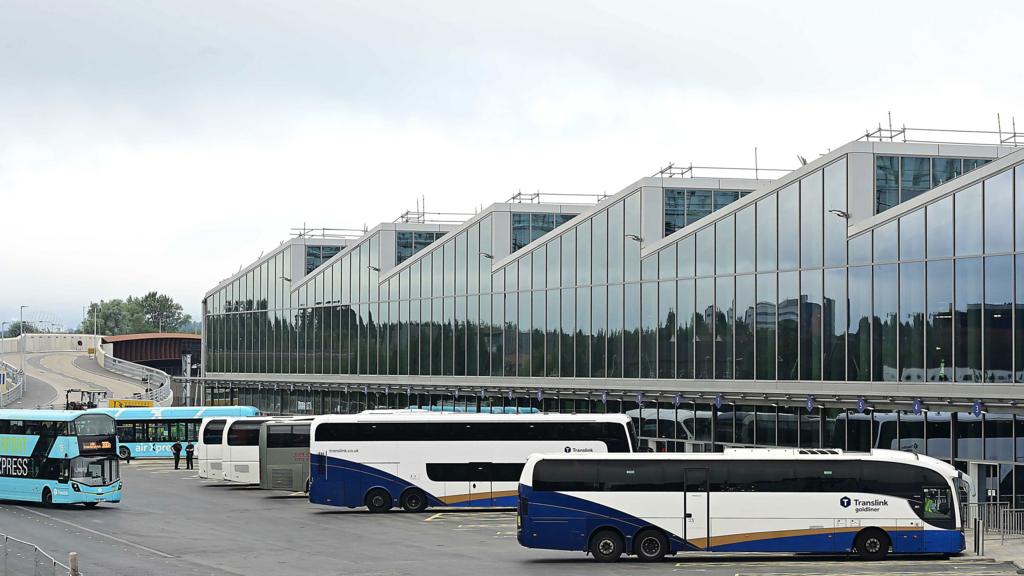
[468,462,492,507]
[684,468,710,549]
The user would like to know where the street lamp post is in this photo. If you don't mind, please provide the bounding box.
[19,305,28,373]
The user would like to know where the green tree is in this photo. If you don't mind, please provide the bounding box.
[79,293,192,335]
[3,321,38,338]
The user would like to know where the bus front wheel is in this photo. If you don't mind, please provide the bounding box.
[634,528,668,562]
[83,502,98,508]
[365,488,392,513]
[854,528,890,561]
[41,488,53,507]
[118,446,131,460]
[400,488,428,513]
[590,529,625,563]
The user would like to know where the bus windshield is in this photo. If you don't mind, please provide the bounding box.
[71,456,119,486]
[74,415,115,436]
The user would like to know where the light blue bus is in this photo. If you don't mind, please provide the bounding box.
[0,409,122,506]
[87,406,260,459]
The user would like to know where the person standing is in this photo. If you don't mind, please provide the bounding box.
[185,441,195,470]
[171,439,182,470]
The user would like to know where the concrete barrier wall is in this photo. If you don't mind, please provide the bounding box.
[0,334,101,354]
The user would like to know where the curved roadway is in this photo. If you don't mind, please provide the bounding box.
[10,351,148,409]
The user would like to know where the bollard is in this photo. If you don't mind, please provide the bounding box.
[68,552,79,576]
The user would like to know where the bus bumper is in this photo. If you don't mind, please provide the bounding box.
[56,482,122,504]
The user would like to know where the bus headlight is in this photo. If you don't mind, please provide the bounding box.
[71,483,81,492]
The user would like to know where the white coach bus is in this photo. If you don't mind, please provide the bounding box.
[309,412,637,512]
[198,415,251,479]
[517,448,968,562]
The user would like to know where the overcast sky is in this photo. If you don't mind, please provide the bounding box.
[0,0,1020,330]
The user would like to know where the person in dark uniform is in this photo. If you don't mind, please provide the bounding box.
[185,441,195,470]
[171,440,182,470]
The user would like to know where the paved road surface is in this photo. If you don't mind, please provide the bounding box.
[0,461,1015,576]
[15,351,146,408]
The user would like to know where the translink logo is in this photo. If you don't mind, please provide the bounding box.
[839,496,851,508]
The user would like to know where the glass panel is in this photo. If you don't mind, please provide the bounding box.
[756,195,777,272]
[848,233,872,266]
[823,267,846,381]
[955,258,983,382]
[735,274,755,380]
[591,285,606,377]
[577,219,591,286]
[873,264,898,382]
[639,282,655,378]
[875,155,899,213]
[532,245,545,290]
[985,170,1014,254]
[736,205,755,274]
[547,238,560,289]
[697,227,714,277]
[592,212,607,285]
[561,228,576,287]
[927,196,954,259]
[685,190,713,226]
[985,255,1013,383]
[955,183,983,256]
[695,278,714,379]
[678,235,695,278]
[899,209,925,261]
[624,192,642,283]
[512,213,530,252]
[665,189,686,236]
[714,190,739,211]
[716,216,734,275]
[899,262,925,382]
[659,245,676,280]
[900,156,931,202]
[932,157,962,187]
[800,170,823,268]
[800,269,822,381]
[610,283,628,378]
[677,278,695,379]
[575,287,590,377]
[608,202,624,284]
[657,280,676,379]
[777,183,799,270]
[925,259,953,382]
[1018,167,1024,251]
[823,158,847,267]
[715,275,734,379]
[560,288,574,377]
[755,273,776,380]
[1017,255,1024,383]
[618,280,634,379]
[847,266,872,382]
[777,271,799,380]
[873,220,898,263]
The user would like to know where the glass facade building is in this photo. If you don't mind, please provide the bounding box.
[201,137,1024,506]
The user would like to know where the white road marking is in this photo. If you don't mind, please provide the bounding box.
[16,506,175,558]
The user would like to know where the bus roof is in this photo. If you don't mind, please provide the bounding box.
[0,409,106,422]
[524,448,957,478]
[87,406,261,420]
[312,413,631,425]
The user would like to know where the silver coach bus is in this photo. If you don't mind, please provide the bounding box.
[258,419,312,492]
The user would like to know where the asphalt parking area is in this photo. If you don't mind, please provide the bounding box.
[0,463,1017,576]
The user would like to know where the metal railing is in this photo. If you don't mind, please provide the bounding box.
[0,360,25,407]
[0,534,77,576]
[999,508,1024,543]
[962,501,1010,532]
[95,347,173,406]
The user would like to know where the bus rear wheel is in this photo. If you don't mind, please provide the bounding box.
[41,488,53,507]
[854,528,890,561]
[400,488,428,513]
[634,529,668,562]
[365,488,392,513]
[118,446,131,460]
[590,529,625,563]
